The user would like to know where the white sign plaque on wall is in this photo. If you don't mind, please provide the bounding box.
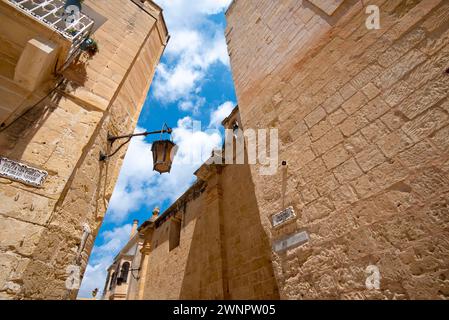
[273,230,309,253]
[271,206,296,228]
[0,157,48,187]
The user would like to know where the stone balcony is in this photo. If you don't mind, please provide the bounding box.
[0,0,94,127]
[7,0,94,65]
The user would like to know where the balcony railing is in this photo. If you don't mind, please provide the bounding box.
[8,0,94,65]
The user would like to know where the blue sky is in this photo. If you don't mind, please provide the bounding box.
[78,0,236,298]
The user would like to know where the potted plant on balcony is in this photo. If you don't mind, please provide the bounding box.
[67,27,78,37]
[80,37,99,58]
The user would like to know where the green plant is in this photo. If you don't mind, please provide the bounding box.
[80,38,98,57]
[67,28,78,36]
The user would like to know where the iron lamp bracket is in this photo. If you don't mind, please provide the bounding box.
[99,125,172,162]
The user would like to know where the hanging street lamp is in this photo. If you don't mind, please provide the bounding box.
[151,139,177,174]
[99,124,177,174]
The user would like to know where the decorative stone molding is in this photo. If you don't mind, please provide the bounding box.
[14,38,59,92]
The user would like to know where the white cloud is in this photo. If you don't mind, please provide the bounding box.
[209,101,235,128]
[96,224,133,256]
[78,259,110,299]
[179,96,206,112]
[78,224,132,299]
[152,0,232,110]
[165,29,202,56]
[155,0,233,30]
[154,63,203,104]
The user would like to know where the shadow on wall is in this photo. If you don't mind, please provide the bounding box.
[0,83,62,158]
[179,164,280,300]
[0,53,89,161]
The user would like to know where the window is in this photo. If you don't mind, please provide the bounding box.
[109,272,116,290]
[119,262,130,284]
[104,272,111,293]
[169,218,182,251]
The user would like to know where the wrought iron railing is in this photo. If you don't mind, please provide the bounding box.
[7,0,94,65]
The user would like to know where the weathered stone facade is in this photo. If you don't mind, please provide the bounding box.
[0,0,168,299]
[103,220,143,300]
[226,0,449,299]
[133,108,280,300]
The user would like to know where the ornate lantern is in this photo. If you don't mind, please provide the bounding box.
[151,140,177,174]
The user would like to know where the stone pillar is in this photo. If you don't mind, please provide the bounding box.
[137,241,152,300]
[130,220,139,239]
[103,269,114,299]
[196,164,229,299]
[152,207,160,220]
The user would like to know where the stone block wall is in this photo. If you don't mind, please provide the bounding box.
[0,0,168,299]
[226,0,449,299]
[142,183,215,300]
[220,164,280,299]
[141,163,279,300]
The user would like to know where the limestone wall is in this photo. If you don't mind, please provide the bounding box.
[142,183,217,300]
[226,0,449,299]
[0,0,168,299]
[141,164,279,300]
[220,164,279,299]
